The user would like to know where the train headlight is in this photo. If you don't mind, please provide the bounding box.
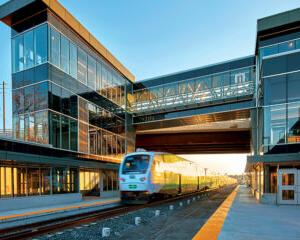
[119,177,125,182]
[140,177,146,182]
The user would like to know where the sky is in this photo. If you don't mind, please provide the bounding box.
[180,154,247,175]
[0,0,299,174]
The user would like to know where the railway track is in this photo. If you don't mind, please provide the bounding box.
[0,186,235,240]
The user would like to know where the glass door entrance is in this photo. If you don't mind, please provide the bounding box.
[278,169,298,204]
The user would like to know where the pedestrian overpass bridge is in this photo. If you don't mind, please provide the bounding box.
[133,55,255,154]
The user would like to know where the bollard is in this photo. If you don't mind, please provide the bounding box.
[179,202,183,207]
[135,216,141,225]
[155,210,160,217]
[102,227,111,238]
[187,199,190,205]
[169,205,174,210]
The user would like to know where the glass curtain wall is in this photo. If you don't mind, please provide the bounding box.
[262,50,300,153]
[47,25,127,108]
[12,23,130,159]
[0,166,77,198]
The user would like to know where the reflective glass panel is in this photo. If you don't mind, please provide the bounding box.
[50,112,61,148]
[70,43,77,79]
[50,28,60,67]
[282,190,294,200]
[41,168,51,195]
[12,35,24,73]
[70,119,78,151]
[35,111,48,144]
[61,116,70,150]
[77,48,87,84]
[96,62,102,92]
[282,173,294,185]
[28,168,40,195]
[34,24,48,65]
[24,30,34,69]
[60,35,70,73]
[88,55,96,90]
[34,81,48,111]
[278,41,295,53]
[287,102,300,143]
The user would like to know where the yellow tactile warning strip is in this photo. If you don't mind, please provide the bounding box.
[192,186,239,240]
[0,199,120,221]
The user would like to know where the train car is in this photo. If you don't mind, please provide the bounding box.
[119,151,236,204]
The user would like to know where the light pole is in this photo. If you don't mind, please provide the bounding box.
[204,168,208,176]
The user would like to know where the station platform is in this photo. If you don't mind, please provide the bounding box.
[0,197,121,229]
[193,185,300,240]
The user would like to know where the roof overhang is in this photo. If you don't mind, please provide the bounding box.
[0,0,135,82]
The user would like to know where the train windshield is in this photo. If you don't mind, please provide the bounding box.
[122,154,150,174]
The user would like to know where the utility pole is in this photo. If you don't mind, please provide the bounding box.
[2,81,5,134]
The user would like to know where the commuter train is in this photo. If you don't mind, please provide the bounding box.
[119,151,236,204]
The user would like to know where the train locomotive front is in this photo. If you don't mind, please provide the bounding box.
[119,152,154,204]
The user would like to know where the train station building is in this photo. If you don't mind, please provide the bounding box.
[0,0,300,210]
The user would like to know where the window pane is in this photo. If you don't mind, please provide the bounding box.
[264,105,286,146]
[24,30,34,69]
[61,88,71,116]
[77,48,87,84]
[262,55,287,77]
[12,35,24,73]
[41,168,51,195]
[28,168,40,196]
[35,111,48,144]
[260,45,278,58]
[50,28,60,67]
[60,35,70,73]
[14,167,27,197]
[79,122,88,153]
[282,190,294,200]
[5,167,12,196]
[88,55,96,90]
[101,64,108,97]
[50,112,61,148]
[287,102,300,143]
[34,24,48,65]
[61,116,70,150]
[278,41,295,53]
[70,119,78,151]
[287,72,300,103]
[264,75,286,105]
[24,86,34,112]
[49,83,61,112]
[34,82,48,111]
[96,62,101,92]
[70,43,77,78]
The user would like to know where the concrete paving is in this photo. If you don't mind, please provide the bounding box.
[0,197,120,229]
[218,185,300,240]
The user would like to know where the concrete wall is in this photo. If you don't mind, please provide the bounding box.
[261,193,277,204]
[101,191,120,198]
[0,193,82,211]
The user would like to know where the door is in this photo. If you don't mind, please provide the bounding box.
[278,169,297,204]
